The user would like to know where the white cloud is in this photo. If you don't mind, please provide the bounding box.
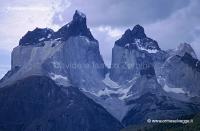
[92,26,124,67]
[6,6,51,11]
[96,26,123,38]
[0,0,66,52]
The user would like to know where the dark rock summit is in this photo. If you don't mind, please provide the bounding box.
[55,10,97,42]
[110,25,159,83]
[19,28,54,46]
[19,10,97,46]
[131,24,146,39]
[115,24,160,51]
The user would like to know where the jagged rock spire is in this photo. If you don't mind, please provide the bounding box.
[19,10,97,46]
[132,24,146,39]
[115,24,160,51]
[55,10,96,41]
[73,10,86,23]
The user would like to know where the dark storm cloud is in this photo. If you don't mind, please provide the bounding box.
[52,0,190,27]
[51,0,200,64]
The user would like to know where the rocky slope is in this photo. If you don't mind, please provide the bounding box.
[0,76,123,131]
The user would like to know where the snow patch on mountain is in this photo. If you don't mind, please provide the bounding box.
[137,46,158,53]
[50,73,69,81]
[103,73,120,89]
[157,76,185,94]
[83,85,132,100]
[38,37,45,41]
[196,61,199,67]
[118,85,133,100]
[50,73,71,87]
[47,34,52,38]
[54,38,61,41]
[163,84,185,94]
[135,39,158,53]
[99,86,131,99]
[124,39,158,53]
[99,75,138,100]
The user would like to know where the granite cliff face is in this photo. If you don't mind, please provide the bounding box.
[2,10,107,91]
[108,25,200,125]
[110,25,160,83]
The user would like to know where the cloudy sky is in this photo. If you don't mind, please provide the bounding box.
[0,0,200,78]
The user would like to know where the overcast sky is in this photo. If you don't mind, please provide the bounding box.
[0,0,200,78]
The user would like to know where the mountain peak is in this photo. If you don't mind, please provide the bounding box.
[115,25,160,51]
[55,10,96,42]
[178,43,193,50]
[132,24,146,39]
[124,29,132,36]
[19,28,54,46]
[176,43,197,59]
[74,10,86,18]
[73,10,86,24]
